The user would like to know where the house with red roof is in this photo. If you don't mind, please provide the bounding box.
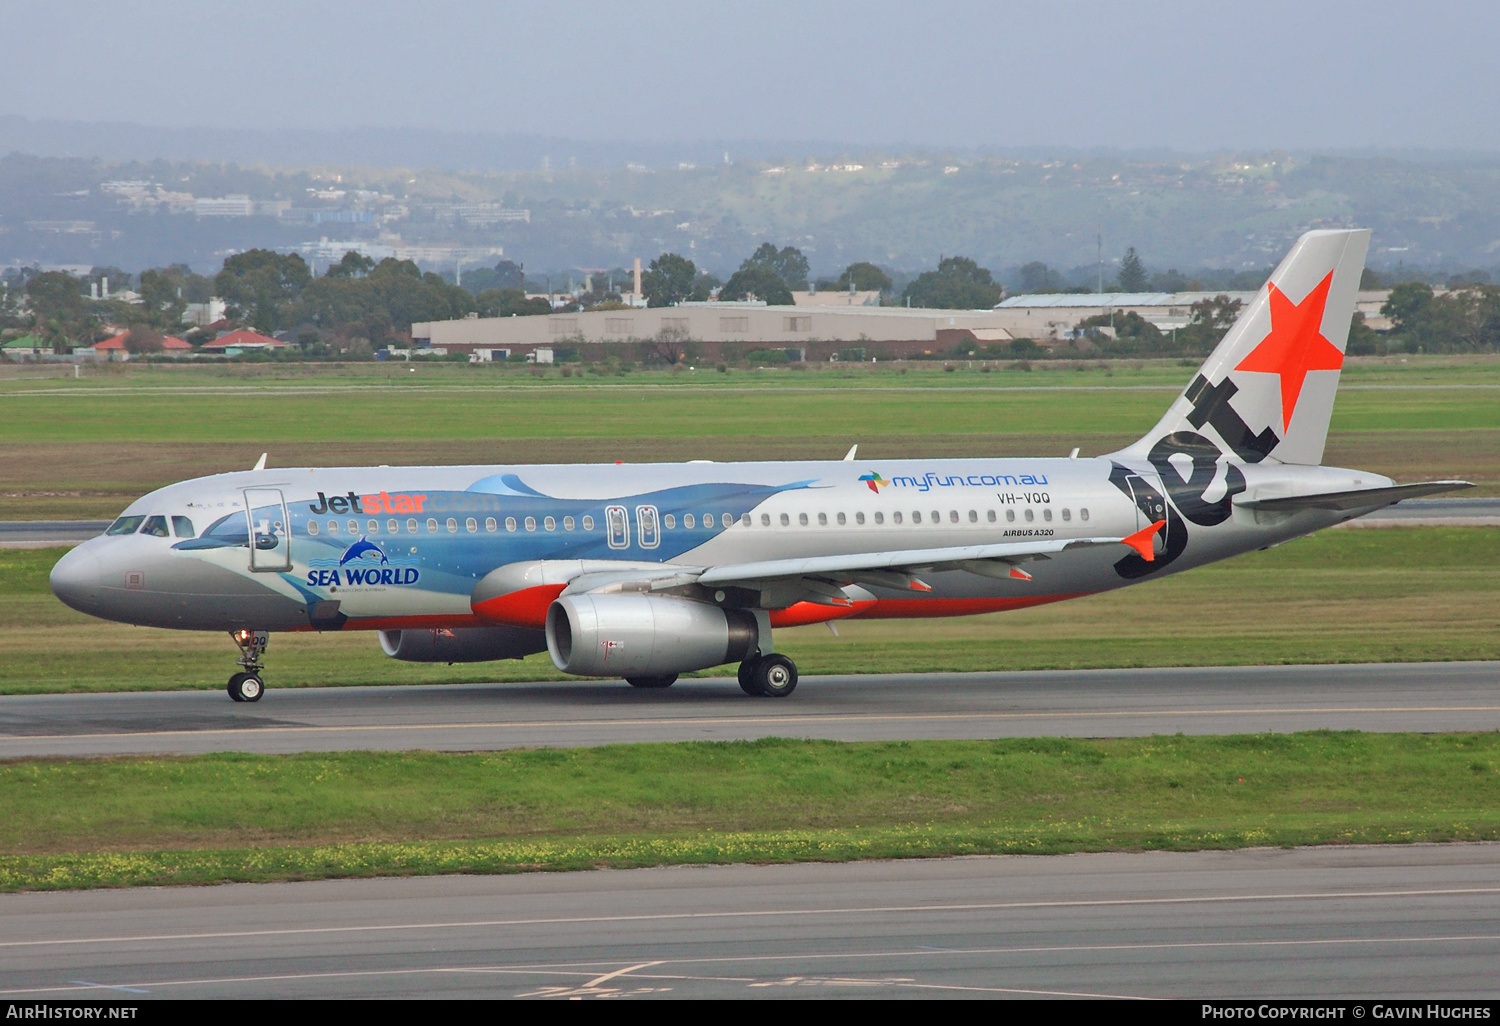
[199,329,287,354]
[86,331,194,360]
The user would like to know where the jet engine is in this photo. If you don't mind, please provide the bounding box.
[545,594,758,677]
[378,625,547,663]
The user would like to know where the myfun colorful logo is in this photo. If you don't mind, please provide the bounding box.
[858,472,890,493]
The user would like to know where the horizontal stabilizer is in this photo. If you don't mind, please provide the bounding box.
[1236,480,1473,513]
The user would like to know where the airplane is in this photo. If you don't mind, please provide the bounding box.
[50,229,1471,703]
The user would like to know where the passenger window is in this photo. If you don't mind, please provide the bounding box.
[605,506,628,548]
[106,516,146,536]
[1024,509,1035,522]
[1080,508,1090,521]
[485,517,497,531]
[684,514,696,529]
[582,515,595,531]
[799,513,809,526]
[1006,509,1016,522]
[874,512,884,524]
[636,505,660,548]
[368,520,379,534]
[780,513,790,526]
[1043,508,1053,522]
[388,519,399,533]
[837,512,846,525]
[950,511,960,523]
[506,517,517,531]
[171,516,196,538]
[446,518,458,533]
[328,520,340,534]
[427,518,438,533]
[408,518,419,533]
[968,510,977,523]
[466,517,478,533]
[524,517,536,532]
[931,511,940,524]
[987,510,997,522]
[893,511,903,524]
[855,512,864,525]
[911,511,921,524]
[702,512,714,526]
[722,513,732,528]
[761,513,771,526]
[663,514,676,529]
[140,515,170,537]
[308,520,320,536]
[540,516,552,531]
[564,516,575,531]
[1061,509,1071,522]
[741,513,751,526]
[348,520,358,535]
[817,512,827,526]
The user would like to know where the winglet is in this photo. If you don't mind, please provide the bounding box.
[252,453,267,472]
[843,444,858,461]
[1121,520,1166,562]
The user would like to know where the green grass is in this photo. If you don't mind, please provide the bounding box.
[4,527,1498,694]
[2,732,1497,891]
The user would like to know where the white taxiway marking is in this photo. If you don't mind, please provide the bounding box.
[11,705,1500,745]
[3,887,1498,951]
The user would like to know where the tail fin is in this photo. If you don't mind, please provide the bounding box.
[1116,228,1370,467]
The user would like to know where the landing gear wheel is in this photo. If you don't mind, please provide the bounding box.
[227,672,264,703]
[626,674,678,689]
[751,654,797,698]
[738,657,763,696]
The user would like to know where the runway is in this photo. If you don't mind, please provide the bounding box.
[1,843,1497,998]
[3,661,1497,758]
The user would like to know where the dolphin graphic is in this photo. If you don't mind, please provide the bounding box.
[339,537,389,565]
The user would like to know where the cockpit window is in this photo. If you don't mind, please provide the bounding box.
[140,515,171,537]
[171,516,196,539]
[106,516,146,536]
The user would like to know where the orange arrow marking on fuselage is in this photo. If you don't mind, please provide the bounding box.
[1122,519,1167,562]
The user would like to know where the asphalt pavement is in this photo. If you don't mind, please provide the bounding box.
[3,661,1497,758]
[1,843,1496,998]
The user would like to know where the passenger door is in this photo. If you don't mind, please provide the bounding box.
[244,488,291,572]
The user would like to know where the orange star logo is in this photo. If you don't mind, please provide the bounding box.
[1234,270,1344,433]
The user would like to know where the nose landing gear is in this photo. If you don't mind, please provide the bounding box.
[228,629,268,702]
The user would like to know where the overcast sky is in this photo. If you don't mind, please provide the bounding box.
[7,0,1498,152]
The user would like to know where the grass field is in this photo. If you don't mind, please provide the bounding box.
[1,732,1496,891]
[1,355,1497,519]
[4,527,1497,695]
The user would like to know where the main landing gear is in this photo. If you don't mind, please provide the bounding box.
[228,629,269,703]
[737,654,798,698]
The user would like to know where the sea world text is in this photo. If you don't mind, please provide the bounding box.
[307,567,420,587]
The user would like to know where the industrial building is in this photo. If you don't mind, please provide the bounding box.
[411,303,1017,361]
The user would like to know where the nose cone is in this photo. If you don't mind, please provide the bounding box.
[50,546,102,615]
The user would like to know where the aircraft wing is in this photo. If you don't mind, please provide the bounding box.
[1236,480,1473,513]
[687,522,1166,605]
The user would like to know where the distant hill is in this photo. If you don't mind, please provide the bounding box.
[2,124,1498,280]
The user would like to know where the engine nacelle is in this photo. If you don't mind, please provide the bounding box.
[546,594,758,677]
[378,625,547,663]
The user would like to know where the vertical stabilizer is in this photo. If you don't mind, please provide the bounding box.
[1116,229,1370,467]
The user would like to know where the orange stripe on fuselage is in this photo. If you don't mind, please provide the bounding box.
[471,584,567,629]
